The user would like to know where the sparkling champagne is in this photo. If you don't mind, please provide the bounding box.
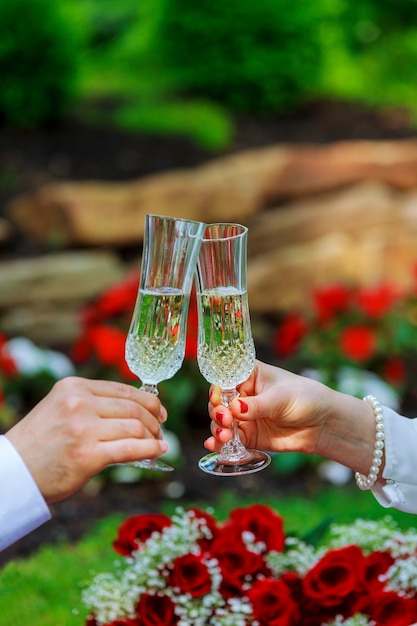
[197,286,255,389]
[126,287,189,384]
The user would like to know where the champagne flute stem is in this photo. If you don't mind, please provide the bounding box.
[140,383,159,396]
[138,383,163,470]
[219,388,251,462]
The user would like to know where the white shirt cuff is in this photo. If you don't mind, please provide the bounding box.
[0,434,51,550]
[371,407,417,513]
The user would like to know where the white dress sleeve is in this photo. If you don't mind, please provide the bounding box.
[371,406,417,513]
[0,434,51,550]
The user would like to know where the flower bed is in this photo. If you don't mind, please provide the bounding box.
[82,504,417,626]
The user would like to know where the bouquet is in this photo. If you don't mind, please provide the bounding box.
[82,504,417,626]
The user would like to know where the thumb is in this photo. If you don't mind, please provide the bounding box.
[230,395,269,422]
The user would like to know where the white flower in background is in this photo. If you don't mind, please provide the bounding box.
[302,366,399,410]
[5,336,75,378]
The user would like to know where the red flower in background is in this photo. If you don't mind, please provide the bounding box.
[355,283,400,318]
[312,284,350,323]
[339,325,376,361]
[274,313,307,357]
[82,273,139,325]
[0,333,18,377]
[383,357,406,387]
[185,291,198,360]
[71,324,136,380]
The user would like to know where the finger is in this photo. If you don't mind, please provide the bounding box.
[204,435,223,452]
[83,379,165,419]
[100,438,169,466]
[209,421,233,442]
[96,417,161,442]
[210,406,233,428]
[208,385,222,408]
[93,397,162,437]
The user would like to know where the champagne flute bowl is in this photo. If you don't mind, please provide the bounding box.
[196,223,271,476]
[125,213,205,471]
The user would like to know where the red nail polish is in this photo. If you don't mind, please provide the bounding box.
[209,389,213,399]
[239,400,249,414]
[216,428,222,437]
[215,411,225,425]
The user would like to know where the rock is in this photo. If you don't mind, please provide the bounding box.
[0,251,125,345]
[9,139,417,249]
[247,182,417,312]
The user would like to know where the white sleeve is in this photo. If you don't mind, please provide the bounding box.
[371,407,417,513]
[0,434,51,550]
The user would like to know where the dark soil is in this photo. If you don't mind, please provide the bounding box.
[1,98,416,568]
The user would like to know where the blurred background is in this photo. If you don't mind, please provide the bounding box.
[2,0,417,589]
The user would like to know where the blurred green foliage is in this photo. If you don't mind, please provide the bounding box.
[0,0,81,128]
[124,0,324,114]
[3,0,417,142]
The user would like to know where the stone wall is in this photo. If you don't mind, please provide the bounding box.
[2,139,417,345]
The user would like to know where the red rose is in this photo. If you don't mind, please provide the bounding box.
[248,578,299,626]
[168,553,212,598]
[303,545,366,608]
[273,314,307,357]
[355,283,399,318]
[135,593,178,626]
[210,534,265,582]
[113,513,172,556]
[364,550,395,591]
[339,325,376,361]
[312,284,350,323]
[226,503,285,553]
[360,589,417,626]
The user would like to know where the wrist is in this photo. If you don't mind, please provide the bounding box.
[315,388,384,477]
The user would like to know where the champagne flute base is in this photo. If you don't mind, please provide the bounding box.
[198,450,271,476]
[115,459,174,471]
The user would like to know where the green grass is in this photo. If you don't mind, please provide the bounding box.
[1,486,415,626]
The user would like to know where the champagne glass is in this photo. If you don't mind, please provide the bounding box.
[125,214,205,471]
[196,223,271,476]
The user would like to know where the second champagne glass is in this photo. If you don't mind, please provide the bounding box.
[196,223,271,476]
[125,213,205,471]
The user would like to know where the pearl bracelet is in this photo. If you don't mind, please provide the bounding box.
[355,395,385,491]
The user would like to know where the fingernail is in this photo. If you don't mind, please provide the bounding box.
[215,428,222,437]
[209,389,213,399]
[215,411,225,425]
[159,407,168,423]
[160,441,168,453]
[238,400,249,414]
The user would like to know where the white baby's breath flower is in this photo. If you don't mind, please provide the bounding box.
[328,517,400,554]
[267,537,322,576]
[323,615,375,626]
[382,555,417,597]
